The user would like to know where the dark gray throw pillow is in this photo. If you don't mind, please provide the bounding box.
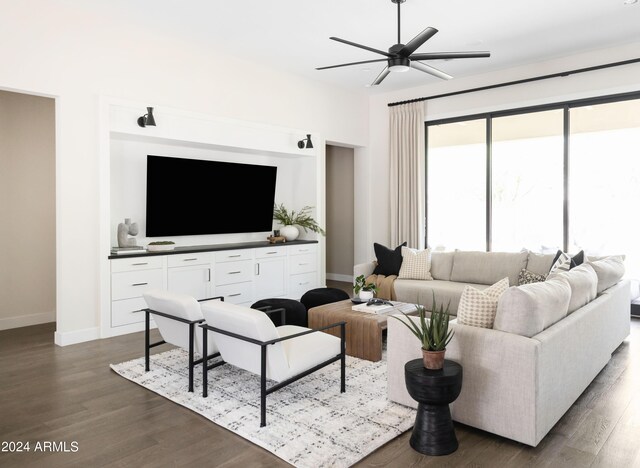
[373,242,407,276]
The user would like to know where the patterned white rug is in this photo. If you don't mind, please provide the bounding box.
[111,349,416,467]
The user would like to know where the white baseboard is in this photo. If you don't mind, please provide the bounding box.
[0,311,55,331]
[54,327,100,346]
[326,273,353,283]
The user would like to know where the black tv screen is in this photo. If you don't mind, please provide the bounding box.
[146,155,277,237]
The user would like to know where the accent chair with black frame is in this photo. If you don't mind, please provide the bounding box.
[142,289,226,392]
[200,300,346,427]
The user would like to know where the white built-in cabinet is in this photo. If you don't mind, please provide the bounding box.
[107,242,318,337]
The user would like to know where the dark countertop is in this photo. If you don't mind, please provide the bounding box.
[109,239,318,260]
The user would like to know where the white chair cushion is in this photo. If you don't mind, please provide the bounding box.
[143,289,218,356]
[277,325,341,379]
[201,301,290,382]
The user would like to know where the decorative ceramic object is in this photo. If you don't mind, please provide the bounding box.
[359,290,374,301]
[280,225,299,242]
[422,349,446,370]
[147,241,175,252]
[117,218,139,247]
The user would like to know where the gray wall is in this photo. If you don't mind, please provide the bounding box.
[0,90,56,329]
[326,145,354,279]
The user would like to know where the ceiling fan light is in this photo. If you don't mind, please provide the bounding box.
[389,64,411,73]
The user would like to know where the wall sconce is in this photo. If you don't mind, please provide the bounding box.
[137,107,156,127]
[297,134,313,149]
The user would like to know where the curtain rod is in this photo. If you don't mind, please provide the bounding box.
[387,57,640,107]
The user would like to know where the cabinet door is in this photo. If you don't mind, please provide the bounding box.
[168,265,211,300]
[255,257,286,299]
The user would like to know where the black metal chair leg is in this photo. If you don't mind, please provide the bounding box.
[145,310,150,372]
[260,345,267,427]
[340,322,346,393]
[202,327,208,398]
[188,323,194,392]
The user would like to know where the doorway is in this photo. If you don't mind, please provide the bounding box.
[325,145,354,290]
[0,90,56,331]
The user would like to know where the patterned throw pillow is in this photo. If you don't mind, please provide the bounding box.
[518,268,547,285]
[548,252,572,275]
[398,247,433,280]
[457,277,509,328]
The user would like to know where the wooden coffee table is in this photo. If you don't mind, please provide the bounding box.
[308,299,413,362]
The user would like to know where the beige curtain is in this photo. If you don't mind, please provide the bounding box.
[389,101,425,249]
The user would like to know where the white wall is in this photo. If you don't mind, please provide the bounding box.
[0,1,368,344]
[0,91,56,330]
[364,42,640,258]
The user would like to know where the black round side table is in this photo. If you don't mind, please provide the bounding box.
[404,358,463,456]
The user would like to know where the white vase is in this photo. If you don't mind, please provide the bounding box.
[280,225,299,241]
[359,290,374,301]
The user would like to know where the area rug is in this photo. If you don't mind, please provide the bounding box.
[111,349,415,467]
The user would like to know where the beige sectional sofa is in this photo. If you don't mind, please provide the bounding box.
[354,250,631,446]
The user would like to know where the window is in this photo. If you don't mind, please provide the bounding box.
[569,100,640,277]
[491,110,564,252]
[427,119,486,250]
[425,92,640,279]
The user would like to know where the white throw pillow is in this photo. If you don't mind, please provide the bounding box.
[398,247,433,280]
[457,277,509,328]
[589,256,625,294]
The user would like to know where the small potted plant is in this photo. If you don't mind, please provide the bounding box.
[391,293,454,370]
[354,274,378,301]
[273,204,326,241]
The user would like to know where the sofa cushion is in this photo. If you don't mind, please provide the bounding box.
[548,263,598,313]
[450,251,528,286]
[525,252,555,276]
[493,277,571,337]
[457,278,509,328]
[589,256,625,294]
[430,251,454,281]
[372,241,406,276]
[394,279,488,316]
[518,268,547,285]
[398,247,433,280]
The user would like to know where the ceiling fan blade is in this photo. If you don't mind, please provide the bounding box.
[330,37,392,57]
[398,27,438,56]
[410,61,452,80]
[316,58,389,71]
[410,51,491,60]
[371,66,390,86]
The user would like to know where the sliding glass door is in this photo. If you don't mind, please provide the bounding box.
[427,119,486,251]
[491,110,564,252]
[569,100,640,277]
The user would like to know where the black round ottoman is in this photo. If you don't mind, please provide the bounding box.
[251,298,308,327]
[300,287,350,312]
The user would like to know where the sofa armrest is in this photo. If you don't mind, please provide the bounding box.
[354,261,376,279]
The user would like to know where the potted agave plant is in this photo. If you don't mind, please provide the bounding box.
[391,293,454,370]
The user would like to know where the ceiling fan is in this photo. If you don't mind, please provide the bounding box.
[317,0,490,86]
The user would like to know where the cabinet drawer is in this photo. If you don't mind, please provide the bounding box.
[255,246,286,259]
[111,256,164,272]
[215,249,253,263]
[215,260,253,285]
[112,269,164,300]
[289,254,317,275]
[111,297,150,327]
[168,252,211,267]
[288,244,317,256]
[215,282,253,305]
[289,272,317,299]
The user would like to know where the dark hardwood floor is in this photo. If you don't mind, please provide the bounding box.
[1,312,638,467]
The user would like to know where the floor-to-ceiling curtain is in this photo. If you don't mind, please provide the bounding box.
[389,101,425,249]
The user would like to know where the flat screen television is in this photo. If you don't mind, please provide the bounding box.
[146,155,277,237]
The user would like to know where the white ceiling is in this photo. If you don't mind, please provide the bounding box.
[100,0,640,93]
